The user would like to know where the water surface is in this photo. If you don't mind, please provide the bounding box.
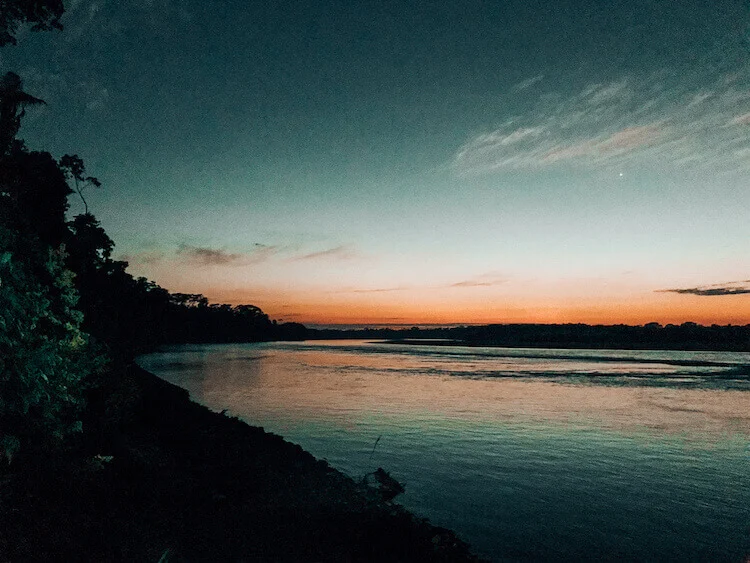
[139,340,750,561]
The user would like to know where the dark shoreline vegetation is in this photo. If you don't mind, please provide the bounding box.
[308,323,750,352]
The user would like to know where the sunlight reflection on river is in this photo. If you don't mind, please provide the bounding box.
[139,340,750,561]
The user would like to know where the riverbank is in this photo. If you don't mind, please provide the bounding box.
[310,323,750,352]
[0,364,482,561]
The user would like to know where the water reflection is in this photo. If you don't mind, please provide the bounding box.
[144,341,750,438]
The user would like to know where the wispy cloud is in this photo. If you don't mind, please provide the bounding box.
[514,74,544,90]
[291,245,359,261]
[119,249,165,265]
[449,280,501,288]
[85,86,109,111]
[176,243,279,266]
[62,0,192,38]
[338,272,509,293]
[125,242,360,269]
[15,0,194,112]
[61,0,105,42]
[657,281,750,296]
[448,272,508,288]
[177,245,246,265]
[345,286,409,294]
[454,70,750,175]
[583,80,630,106]
[727,112,750,126]
[541,123,664,164]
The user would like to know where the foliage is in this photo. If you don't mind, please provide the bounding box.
[161,293,307,343]
[0,141,71,244]
[163,297,275,343]
[60,154,101,214]
[0,0,64,46]
[0,226,104,462]
[64,214,172,357]
[0,72,45,154]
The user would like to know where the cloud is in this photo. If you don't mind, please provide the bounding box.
[454,70,750,175]
[292,245,359,261]
[450,280,500,288]
[514,74,544,90]
[541,123,664,164]
[687,91,714,107]
[118,249,165,265]
[339,272,509,292]
[582,80,630,106]
[346,286,408,293]
[727,112,750,126]
[126,242,359,269]
[449,272,508,288]
[245,243,282,263]
[86,87,109,111]
[55,0,194,48]
[657,281,750,296]
[176,243,279,266]
[599,124,664,151]
[177,245,245,265]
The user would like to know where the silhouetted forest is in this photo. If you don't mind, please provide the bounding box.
[0,96,303,454]
[309,322,750,352]
[0,5,301,459]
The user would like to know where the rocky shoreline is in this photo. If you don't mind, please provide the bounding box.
[0,364,483,561]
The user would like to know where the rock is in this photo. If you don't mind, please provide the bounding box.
[363,467,405,501]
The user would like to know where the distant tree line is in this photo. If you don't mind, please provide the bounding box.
[309,322,750,352]
[165,293,307,344]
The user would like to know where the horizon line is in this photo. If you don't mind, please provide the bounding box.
[301,320,750,330]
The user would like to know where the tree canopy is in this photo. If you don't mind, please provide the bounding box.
[0,0,64,46]
[0,72,45,155]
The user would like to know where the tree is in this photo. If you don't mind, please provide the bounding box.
[0,72,45,155]
[0,226,104,462]
[170,293,209,308]
[60,154,101,214]
[67,212,114,265]
[0,142,72,245]
[0,0,64,46]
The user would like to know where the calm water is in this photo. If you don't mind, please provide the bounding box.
[138,340,750,562]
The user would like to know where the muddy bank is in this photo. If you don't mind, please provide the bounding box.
[0,364,482,562]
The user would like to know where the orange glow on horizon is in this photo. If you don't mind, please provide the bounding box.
[206,288,750,327]
[126,256,750,327]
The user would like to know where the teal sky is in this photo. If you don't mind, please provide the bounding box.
[5,0,750,325]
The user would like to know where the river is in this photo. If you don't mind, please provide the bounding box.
[138,340,750,561]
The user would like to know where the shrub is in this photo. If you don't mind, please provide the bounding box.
[0,226,104,462]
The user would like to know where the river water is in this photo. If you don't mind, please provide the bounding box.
[138,340,750,561]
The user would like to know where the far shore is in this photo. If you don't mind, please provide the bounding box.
[306,322,750,352]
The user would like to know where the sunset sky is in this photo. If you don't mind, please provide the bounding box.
[5,0,750,326]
